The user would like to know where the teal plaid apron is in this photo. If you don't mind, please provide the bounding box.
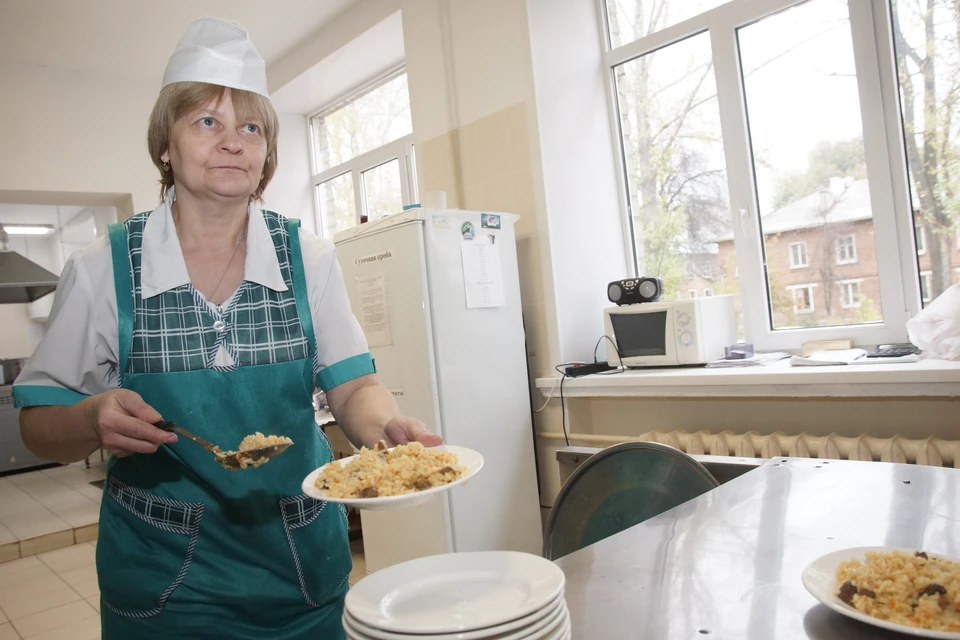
[98,211,350,639]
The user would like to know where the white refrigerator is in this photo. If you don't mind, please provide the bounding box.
[333,208,542,572]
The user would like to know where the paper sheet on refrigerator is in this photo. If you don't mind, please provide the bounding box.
[356,271,393,347]
[461,234,505,308]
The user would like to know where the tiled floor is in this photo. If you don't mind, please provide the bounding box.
[0,463,104,563]
[0,542,100,639]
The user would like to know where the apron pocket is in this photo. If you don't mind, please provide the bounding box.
[98,476,205,618]
[280,494,351,608]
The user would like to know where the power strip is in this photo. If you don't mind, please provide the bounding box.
[564,362,616,377]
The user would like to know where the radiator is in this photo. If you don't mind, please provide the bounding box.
[539,430,960,467]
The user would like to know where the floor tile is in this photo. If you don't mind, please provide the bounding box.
[0,575,80,620]
[0,608,5,624]
[33,492,89,515]
[84,598,98,613]
[29,615,99,640]
[10,600,96,638]
[0,564,55,594]
[50,504,98,529]
[0,623,19,640]
[0,543,19,564]
[58,566,98,598]
[1,510,71,541]
[0,487,45,519]
[73,526,98,545]
[37,545,95,576]
[0,525,17,546]
[0,556,44,580]
[20,531,74,558]
[74,488,102,505]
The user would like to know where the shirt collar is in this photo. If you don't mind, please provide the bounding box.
[140,186,288,298]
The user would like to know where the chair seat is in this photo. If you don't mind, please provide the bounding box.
[543,441,719,560]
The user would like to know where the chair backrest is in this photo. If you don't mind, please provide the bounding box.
[542,441,719,561]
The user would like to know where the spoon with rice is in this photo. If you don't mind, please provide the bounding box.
[155,420,293,470]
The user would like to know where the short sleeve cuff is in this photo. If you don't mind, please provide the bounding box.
[13,385,90,408]
[316,353,376,391]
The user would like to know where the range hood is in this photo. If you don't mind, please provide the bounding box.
[0,251,59,304]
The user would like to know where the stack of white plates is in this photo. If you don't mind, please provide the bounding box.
[343,551,570,640]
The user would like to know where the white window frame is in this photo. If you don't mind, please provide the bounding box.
[789,241,808,269]
[308,66,417,238]
[689,289,699,298]
[787,283,816,314]
[703,288,714,297]
[835,235,858,265]
[838,279,863,309]
[597,0,919,352]
[701,263,713,278]
[920,270,932,303]
[915,225,926,255]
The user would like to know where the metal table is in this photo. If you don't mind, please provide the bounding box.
[555,458,960,639]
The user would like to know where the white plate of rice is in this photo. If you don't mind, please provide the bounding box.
[301,442,483,510]
[803,546,960,637]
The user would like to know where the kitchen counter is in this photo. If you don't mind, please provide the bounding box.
[556,457,960,639]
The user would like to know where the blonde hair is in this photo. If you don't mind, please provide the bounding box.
[147,82,280,202]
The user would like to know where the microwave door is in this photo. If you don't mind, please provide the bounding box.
[607,308,677,367]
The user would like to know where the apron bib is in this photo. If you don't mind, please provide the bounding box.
[98,214,350,639]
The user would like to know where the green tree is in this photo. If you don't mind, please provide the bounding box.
[891,0,960,300]
[772,138,866,210]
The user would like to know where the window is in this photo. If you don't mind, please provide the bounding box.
[602,0,920,350]
[309,70,417,238]
[892,1,960,307]
[686,263,696,280]
[920,271,932,303]
[789,242,808,269]
[701,263,713,278]
[788,284,816,314]
[835,235,857,265]
[703,288,714,297]
[689,289,699,299]
[838,280,862,309]
[915,226,926,255]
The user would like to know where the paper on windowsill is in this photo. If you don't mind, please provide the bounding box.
[790,349,868,366]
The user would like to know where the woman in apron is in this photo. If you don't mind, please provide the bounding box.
[13,17,439,639]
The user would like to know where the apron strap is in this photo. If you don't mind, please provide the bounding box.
[285,218,317,356]
[108,223,135,380]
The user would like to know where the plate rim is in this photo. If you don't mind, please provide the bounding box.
[801,545,960,639]
[343,598,568,640]
[301,444,484,508]
[345,551,566,634]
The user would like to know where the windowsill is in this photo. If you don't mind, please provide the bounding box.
[534,358,960,398]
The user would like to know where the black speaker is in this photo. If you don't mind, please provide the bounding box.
[607,277,663,305]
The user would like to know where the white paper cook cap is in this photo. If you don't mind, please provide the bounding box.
[162,17,269,97]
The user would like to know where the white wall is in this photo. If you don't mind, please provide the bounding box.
[526,0,627,363]
[0,62,160,215]
[263,113,316,233]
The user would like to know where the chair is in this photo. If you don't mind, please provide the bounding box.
[542,441,719,561]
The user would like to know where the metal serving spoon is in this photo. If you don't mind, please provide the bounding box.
[155,420,292,470]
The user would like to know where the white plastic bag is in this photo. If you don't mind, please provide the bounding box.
[907,284,960,360]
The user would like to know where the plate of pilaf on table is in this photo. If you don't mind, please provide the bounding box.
[301,441,484,510]
[803,547,960,638]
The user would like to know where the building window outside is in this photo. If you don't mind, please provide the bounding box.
[915,225,926,255]
[703,288,714,297]
[789,242,808,269]
[789,284,816,314]
[839,280,862,308]
[835,235,857,265]
[920,271,932,303]
[308,69,417,239]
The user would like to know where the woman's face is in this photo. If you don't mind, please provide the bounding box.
[161,90,266,203]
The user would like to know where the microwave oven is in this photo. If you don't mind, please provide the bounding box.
[604,295,736,367]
